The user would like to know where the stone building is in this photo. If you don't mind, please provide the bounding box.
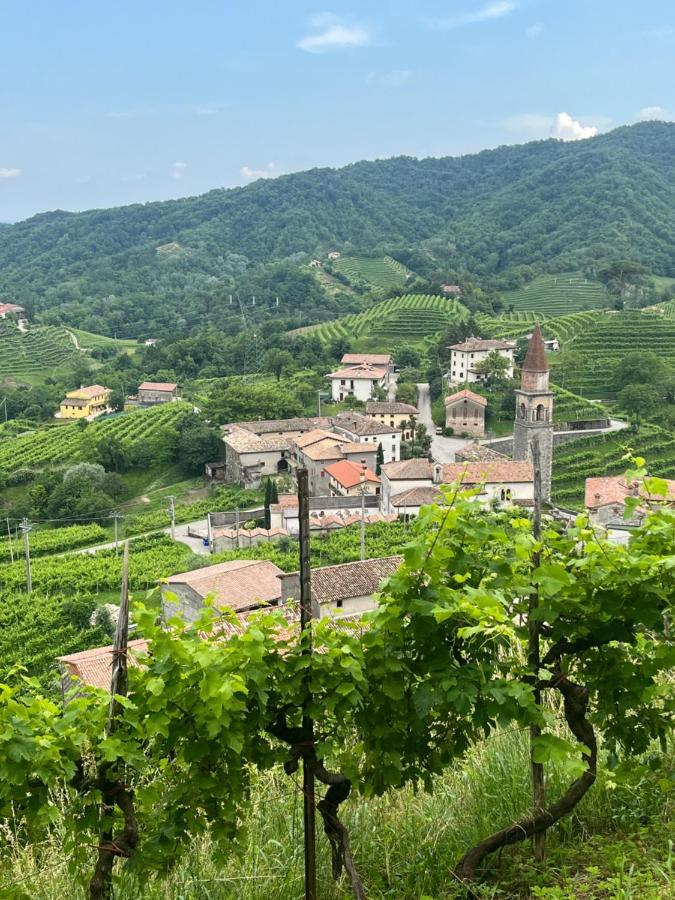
[137,381,180,405]
[512,324,554,501]
[444,388,487,437]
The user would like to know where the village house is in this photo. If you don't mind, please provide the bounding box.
[440,284,462,297]
[332,411,401,463]
[326,362,390,402]
[0,302,26,320]
[447,338,516,385]
[341,352,394,373]
[309,259,322,268]
[144,338,158,347]
[444,388,487,437]
[585,476,675,528]
[290,429,377,496]
[380,458,534,514]
[58,384,111,420]
[278,556,402,618]
[327,250,341,259]
[390,486,443,519]
[324,459,380,497]
[137,381,180,405]
[365,401,419,440]
[162,558,286,623]
[57,640,149,694]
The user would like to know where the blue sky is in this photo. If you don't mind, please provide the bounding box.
[0,0,673,221]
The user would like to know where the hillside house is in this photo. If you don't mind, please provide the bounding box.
[380,459,534,514]
[333,411,401,462]
[290,429,377,496]
[585,476,675,528]
[58,385,111,420]
[269,493,384,534]
[309,259,322,268]
[328,250,341,259]
[448,338,516,385]
[0,302,25,320]
[279,556,402,618]
[144,338,158,347]
[441,284,462,297]
[341,352,393,373]
[162,559,285,623]
[444,389,487,437]
[324,459,380,497]
[57,639,149,695]
[365,401,418,439]
[137,381,180,405]
[326,362,390,402]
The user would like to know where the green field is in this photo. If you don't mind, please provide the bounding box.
[331,255,411,291]
[659,299,675,319]
[296,294,467,345]
[0,323,80,378]
[68,327,140,354]
[500,273,611,314]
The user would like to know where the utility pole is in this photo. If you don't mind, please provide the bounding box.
[297,468,318,900]
[317,390,322,417]
[5,518,14,564]
[109,511,123,557]
[20,518,32,592]
[168,496,175,541]
[359,459,367,561]
[235,507,240,550]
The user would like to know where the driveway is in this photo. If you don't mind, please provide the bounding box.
[416,383,471,464]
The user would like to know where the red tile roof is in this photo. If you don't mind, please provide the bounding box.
[326,364,388,380]
[442,460,534,484]
[585,476,675,509]
[138,381,179,392]
[391,487,442,507]
[381,459,433,480]
[166,559,284,610]
[283,556,403,605]
[325,459,380,489]
[341,353,392,366]
[444,389,488,407]
[57,639,149,691]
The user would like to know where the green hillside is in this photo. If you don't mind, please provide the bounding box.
[332,255,410,291]
[0,122,674,336]
[0,323,79,378]
[500,273,611,314]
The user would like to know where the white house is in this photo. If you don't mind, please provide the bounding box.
[341,352,393,373]
[448,338,516,385]
[585,475,675,528]
[379,459,437,514]
[333,412,401,463]
[324,459,380,497]
[326,362,390,402]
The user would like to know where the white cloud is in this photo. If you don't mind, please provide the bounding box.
[367,69,412,88]
[429,1,517,30]
[240,162,284,180]
[0,167,21,179]
[172,161,187,179]
[526,21,544,37]
[637,105,671,121]
[298,14,370,53]
[550,112,598,141]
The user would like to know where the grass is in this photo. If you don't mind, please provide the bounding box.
[500,273,612,315]
[332,255,411,292]
[2,730,671,898]
[68,327,140,354]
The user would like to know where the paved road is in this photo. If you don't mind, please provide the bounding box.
[73,518,211,556]
[416,383,471,464]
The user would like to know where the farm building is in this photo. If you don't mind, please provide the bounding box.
[444,389,487,437]
[0,302,25,320]
[57,640,149,695]
[365,401,419,440]
[327,250,341,259]
[585,476,675,528]
[137,381,180,405]
[447,338,516,385]
[58,385,111,420]
[326,362,390,402]
[324,459,380,497]
[333,411,401,463]
[441,284,462,297]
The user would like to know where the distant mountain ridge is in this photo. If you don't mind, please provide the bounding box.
[0,122,673,335]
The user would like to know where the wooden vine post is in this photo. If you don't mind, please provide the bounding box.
[89,542,138,899]
[529,439,546,863]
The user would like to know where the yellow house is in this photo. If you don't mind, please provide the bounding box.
[59,385,111,420]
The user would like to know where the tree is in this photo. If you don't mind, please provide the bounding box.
[376,442,384,475]
[394,346,421,369]
[617,382,660,425]
[206,381,303,424]
[176,418,223,474]
[472,350,511,387]
[396,382,418,406]
[614,351,667,391]
[262,349,295,382]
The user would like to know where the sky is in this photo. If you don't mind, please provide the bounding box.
[0,0,673,222]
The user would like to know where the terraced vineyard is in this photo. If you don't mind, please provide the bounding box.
[297,294,467,344]
[0,323,79,377]
[551,384,607,424]
[660,300,675,319]
[501,273,611,314]
[332,255,411,291]
[476,311,599,343]
[552,424,675,508]
[0,401,191,475]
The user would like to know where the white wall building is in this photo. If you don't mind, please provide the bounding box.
[326,363,390,402]
[333,412,401,463]
[448,338,516,385]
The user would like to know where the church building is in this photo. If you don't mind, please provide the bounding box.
[512,324,554,501]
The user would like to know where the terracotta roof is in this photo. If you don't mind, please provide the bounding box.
[284,556,403,605]
[365,401,419,416]
[454,440,507,463]
[166,559,284,611]
[341,353,392,366]
[442,461,534,484]
[585,476,675,510]
[66,384,110,399]
[294,428,343,448]
[233,417,333,435]
[391,487,442,508]
[326,364,388,380]
[212,527,289,539]
[444,389,488,407]
[381,459,433,480]
[334,412,400,436]
[302,438,348,461]
[325,459,380,489]
[138,381,178,392]
[449,338,516,352]
[57,639,149,691]
[522,324,548,373]
[340,441,376,456]
[0,303,24,314]
[223,425,290,454]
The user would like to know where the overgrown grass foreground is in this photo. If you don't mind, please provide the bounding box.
[3,731,672,898]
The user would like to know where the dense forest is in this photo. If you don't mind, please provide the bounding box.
[0,122,673,336]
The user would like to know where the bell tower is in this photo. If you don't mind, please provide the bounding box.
[512,324,554,501]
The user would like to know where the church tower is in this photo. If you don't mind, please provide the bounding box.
[512,324,554,501]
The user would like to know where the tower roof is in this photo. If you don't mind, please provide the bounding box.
[522,324,548,372]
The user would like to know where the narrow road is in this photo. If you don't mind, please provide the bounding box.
[72,518,211,556]
[416,383,470,464]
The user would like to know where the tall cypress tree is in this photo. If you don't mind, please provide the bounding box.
[376,442,384,476]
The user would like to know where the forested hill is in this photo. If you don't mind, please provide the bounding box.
[0,121,673,336]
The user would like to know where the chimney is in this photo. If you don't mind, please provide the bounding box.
[433,463,443,484]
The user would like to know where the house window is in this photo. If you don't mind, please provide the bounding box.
[336,599,343,608]
[340,379,346,386]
